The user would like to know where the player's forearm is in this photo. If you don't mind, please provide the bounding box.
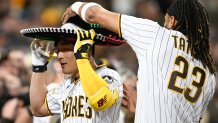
[86,6,120,35]
[72,2,120,36]
[30,72,48,116]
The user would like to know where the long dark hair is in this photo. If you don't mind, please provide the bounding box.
[167,0,216,74]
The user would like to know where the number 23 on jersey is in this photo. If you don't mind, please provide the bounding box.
[168,55,206,104]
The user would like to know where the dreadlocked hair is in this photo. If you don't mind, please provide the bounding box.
[168,0,216,75]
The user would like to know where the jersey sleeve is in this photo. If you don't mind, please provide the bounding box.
[95,67,123,121]
[120,14,161,56]
[99,68,123,100]
[45,85,62,115]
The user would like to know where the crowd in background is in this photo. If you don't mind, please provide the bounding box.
[0,0,218,123]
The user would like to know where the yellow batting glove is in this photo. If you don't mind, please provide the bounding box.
[75,29,95,48]
[74,29,96,59]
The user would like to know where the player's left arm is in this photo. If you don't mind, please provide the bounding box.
[74,29,120,111]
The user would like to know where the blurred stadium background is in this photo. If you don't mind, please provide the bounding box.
[0,0,217,123]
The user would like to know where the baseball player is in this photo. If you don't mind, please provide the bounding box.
[29,24,123,123]
[62,0,216,122]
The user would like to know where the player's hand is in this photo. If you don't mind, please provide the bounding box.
[74,29,96,59]
[122,82,137,113]
[61,7,77,24]
[31,39,54,72]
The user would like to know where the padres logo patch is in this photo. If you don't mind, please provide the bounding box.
[97,95,107,107]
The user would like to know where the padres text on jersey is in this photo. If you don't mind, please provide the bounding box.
[46,66,123,123]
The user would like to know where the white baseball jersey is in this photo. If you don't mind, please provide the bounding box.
[120,14,216,123]
[34,84,60,123]
[45,66,123,123]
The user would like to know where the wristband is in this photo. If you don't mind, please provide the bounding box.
[32,65,47,72]
[81,3,101,22]
[71,2,83,15]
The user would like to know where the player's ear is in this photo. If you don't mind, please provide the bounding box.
[169,16,177,29]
